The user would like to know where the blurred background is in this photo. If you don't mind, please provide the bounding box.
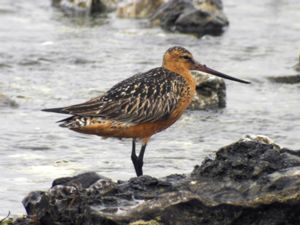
[0,0,299,217]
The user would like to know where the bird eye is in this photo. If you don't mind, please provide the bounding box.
[181,55,191,60]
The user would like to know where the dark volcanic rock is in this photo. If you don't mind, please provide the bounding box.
[51,171,104,188]
[11,135,300,225]
[192,136,299,180]
[151,0,229,37]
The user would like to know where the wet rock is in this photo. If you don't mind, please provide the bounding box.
[192,135,291,180]
[117,0,164,18]
[52,0,117,15]
[268,75,300,84]
[151,0,229,36]
[0,93,18,108]
[11,135,300,225]
[189,72,226,110]
[51,171,104,188]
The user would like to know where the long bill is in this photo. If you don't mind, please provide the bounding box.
[191,62,251,84]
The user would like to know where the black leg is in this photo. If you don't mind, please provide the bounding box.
[131,139,140,176]
[131,139,137,165]
[131,139,147,177]
[138,144,146,167]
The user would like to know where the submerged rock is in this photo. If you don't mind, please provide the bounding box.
[0,93,18,108]
[268,75,300,84]
[268,55,300,84]
[117,0,164,18]
[52,0,117,14]
[189,72,226,110]
[11,135,300,225]
[151,0,229,36]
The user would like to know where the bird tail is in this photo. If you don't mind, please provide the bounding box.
[57,116,93,128]
[56,116,77,128]
[43,107,95,128]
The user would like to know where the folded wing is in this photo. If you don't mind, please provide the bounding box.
[43,68,187,124]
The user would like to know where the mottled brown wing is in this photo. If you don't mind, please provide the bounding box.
[55,67,187,124]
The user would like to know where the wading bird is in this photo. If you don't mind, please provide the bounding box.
[43,46,250,176]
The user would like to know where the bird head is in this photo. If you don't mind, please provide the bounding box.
[163,46,250,84]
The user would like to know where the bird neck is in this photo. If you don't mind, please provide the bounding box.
[163,64,196,89]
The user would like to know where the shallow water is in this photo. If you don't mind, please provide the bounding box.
[0,0,300,216]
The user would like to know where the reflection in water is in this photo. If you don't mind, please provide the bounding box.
[0,0,300,216]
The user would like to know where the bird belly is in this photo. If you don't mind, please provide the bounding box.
[71,117,178,140]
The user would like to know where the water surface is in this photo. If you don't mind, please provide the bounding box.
[0,0,300,216]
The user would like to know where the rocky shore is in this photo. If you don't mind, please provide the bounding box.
[52,0,228,37]
[7,135,300,225]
